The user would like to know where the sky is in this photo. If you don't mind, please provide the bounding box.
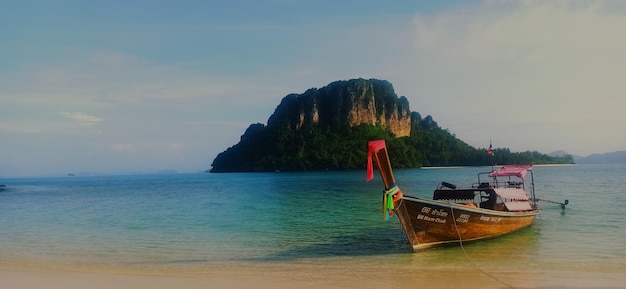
[2,0,626,177]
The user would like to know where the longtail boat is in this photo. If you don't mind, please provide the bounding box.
[367,139,546,251]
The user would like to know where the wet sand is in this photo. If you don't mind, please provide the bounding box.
[2,262,625,289]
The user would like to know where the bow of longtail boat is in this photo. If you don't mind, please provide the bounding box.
[366,140,540,252]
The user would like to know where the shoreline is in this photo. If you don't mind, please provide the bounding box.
[2,260,625,289]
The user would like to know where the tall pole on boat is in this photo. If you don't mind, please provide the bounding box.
[488,139,497,183]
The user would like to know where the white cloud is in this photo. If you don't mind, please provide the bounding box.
[112,143,134,152]
[398,0,626,155]
[60,111,103,123]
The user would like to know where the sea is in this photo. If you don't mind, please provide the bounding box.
[1,164,625,286]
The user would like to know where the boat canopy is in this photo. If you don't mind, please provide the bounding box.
[489,165,533,179]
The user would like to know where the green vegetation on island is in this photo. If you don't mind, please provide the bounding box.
[210,79,573,173]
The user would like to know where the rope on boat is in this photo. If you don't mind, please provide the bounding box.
[450,208,516,289]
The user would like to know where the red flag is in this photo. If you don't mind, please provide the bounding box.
[487,142,494,156]
[367,140,387,182]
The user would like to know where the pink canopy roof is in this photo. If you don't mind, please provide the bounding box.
[489,165,533,179]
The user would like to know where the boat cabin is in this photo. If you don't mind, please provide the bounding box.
[432,165,537,212]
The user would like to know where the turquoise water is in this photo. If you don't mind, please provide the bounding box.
[1,165,625,273]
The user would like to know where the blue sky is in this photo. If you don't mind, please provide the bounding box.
[2,0,626,177]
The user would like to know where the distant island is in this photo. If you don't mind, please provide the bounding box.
[575,151,626,164]
[210,78,573,173]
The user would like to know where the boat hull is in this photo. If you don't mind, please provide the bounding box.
[395,196,539,251]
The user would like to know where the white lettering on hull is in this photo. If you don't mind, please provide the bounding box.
[417,206,449,224]
[480,215,502,222]
[456,213,470,223]
[417,214,447,224]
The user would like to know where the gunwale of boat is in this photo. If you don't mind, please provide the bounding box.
[401,195,540,218]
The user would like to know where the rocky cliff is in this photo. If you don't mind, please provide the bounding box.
[266,78,411,137]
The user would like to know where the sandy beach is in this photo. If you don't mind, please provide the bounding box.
[2,262,625,289]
